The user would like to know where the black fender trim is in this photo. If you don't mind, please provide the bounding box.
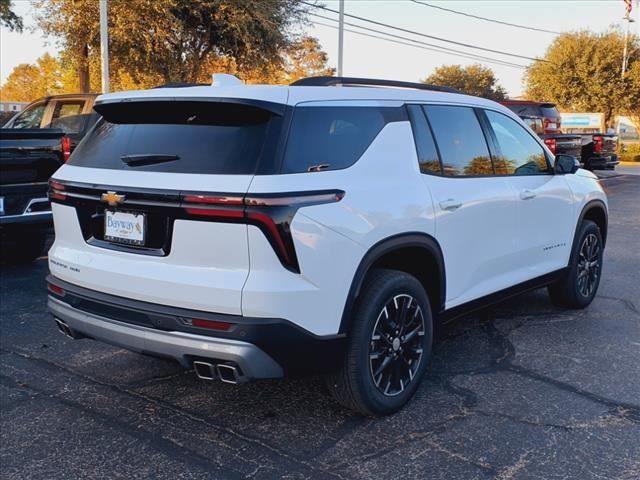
[576,199,608,247]
[338,232,446,334]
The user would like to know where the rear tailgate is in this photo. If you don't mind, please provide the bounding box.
[542,134,582,162]
[0,128,64,216]
[48,98,285,315]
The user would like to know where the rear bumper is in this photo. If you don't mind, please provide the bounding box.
[48,296,284,379]
[0,211,52,227]
[585,155,619,169]
[46,275,347,378]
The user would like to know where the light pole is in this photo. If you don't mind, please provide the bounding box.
[621,0,637,78]
[99,0,110,93]
[338,0,344,77]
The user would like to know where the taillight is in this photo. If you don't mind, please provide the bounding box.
[182,190,345,273]
[544,138,557,154]
[61,136,71,162]
[191,318,233,331]
[47,282,65,296]
[593,135,603,154]
[49,179,66,201]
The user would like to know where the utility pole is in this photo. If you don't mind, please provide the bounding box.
[621,0,635,78]
[99,0,110,93]
[338,0,345,77]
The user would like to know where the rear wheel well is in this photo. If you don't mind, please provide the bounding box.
[366,247,443,319]
[582,205,607,246]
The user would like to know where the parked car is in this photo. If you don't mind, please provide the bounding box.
[500,100,618,171]
[46,76,608,416]
[0,94,99,262]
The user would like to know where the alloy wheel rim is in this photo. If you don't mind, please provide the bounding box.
[577,233,600,298]
[369,294,425,397]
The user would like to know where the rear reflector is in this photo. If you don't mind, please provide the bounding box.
[191,318,234,331]
[47,283,65,296]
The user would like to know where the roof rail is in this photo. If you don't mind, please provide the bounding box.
[290,76,460,94]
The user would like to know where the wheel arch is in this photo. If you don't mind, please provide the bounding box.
[577,200,608,247]
[339,232,446,335]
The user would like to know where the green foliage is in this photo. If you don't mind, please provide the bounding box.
[31,0,312,89]
[422,64,507,101]
[619,143,640,162]
[0,0,22,32]
[525,30,640,127]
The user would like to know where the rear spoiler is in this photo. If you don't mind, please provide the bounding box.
[93,97,287,123]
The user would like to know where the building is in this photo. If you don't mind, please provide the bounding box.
[0,101,28,113]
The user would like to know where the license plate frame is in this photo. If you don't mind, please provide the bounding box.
[104,209,146,246]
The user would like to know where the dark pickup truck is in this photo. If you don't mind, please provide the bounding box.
[580,133,619,170]
[0,129,68,261]
[1,94,99,262]
[500,100,618,170]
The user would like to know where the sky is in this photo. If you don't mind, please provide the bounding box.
[1,0,639,97]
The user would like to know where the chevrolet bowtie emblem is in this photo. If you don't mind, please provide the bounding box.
[101,191,125,206]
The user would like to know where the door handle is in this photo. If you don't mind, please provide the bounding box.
[439,199,462,211]
[520,189,537,200]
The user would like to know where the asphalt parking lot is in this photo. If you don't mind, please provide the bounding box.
[1,174,639,480]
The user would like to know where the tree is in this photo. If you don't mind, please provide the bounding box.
[0,0,22,32]
[525,30,640,127]
[32,0,310,91]
[422,64,507,100]
[0,53,71,102]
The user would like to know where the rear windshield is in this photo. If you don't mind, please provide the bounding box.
[69,101,279,175]
[539,105,560,119]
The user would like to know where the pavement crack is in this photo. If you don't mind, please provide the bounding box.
[1,347,347,480]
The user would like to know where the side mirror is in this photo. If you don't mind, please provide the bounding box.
[554,154,580,174]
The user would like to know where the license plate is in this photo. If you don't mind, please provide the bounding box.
[104,210,146,246]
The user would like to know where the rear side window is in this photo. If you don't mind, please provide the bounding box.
[282,106,403,173]
[423,105,493,176]
[69,101,278,175]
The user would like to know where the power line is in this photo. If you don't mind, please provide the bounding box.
[311,20,527,69]
[310,12,528,68]
[409,0,561,35]
[302,1,549,63]
[309,13,528,69]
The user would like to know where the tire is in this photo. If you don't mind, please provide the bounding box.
[548,220,603,309]
[326,269,433,416]
[0,233,46,264]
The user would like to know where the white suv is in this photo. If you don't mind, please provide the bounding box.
[47,76,608,415]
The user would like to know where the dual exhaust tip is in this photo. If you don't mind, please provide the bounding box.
[54,318,82,340]
[193,360,245,384]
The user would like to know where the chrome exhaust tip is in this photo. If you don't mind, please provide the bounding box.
[193,361,217,381]
[54,318,75,339]
[216,364,241,384]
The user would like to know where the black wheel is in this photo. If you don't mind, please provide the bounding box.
[0,233,46,264]
[548,220,603,309]
[326,269,433,416]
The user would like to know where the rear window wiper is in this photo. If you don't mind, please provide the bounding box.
[121,154,180,167]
